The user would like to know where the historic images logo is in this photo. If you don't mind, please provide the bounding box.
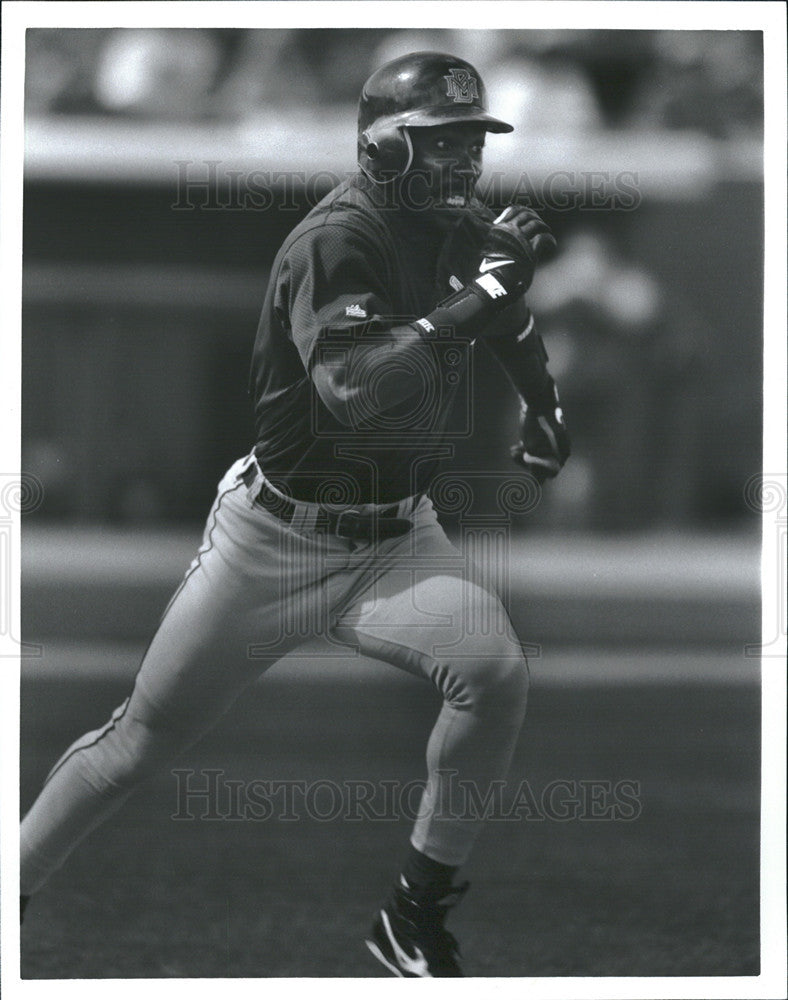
[443,68,479,104]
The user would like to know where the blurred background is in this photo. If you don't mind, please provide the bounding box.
[23,26,763,529]
[20,28,764,979]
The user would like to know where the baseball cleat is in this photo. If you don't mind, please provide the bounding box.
[365,876,468,977]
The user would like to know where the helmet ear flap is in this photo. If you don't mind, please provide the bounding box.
[359,129,379,160]
[358,121,412,184]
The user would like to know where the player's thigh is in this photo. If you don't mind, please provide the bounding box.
[332,520,527,706]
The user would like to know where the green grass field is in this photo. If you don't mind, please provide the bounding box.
[20,657,760,978]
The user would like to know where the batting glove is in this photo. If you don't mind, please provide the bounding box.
[511,376,570,483]
[478,206,557,297]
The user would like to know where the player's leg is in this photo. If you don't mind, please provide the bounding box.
[21,458,355,898]
[335,535,529,870]
[332,500,529,975]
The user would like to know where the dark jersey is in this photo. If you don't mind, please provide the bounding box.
[249,172,498,505]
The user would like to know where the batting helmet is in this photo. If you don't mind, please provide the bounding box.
[358,51,514,183]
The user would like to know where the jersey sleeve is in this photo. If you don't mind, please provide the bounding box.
[276,224,395,372]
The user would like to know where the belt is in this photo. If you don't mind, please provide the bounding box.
[242,467,414,540]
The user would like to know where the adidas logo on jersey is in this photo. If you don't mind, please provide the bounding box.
[345,304,368,318]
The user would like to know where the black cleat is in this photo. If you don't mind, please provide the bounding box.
[365,876,468,977]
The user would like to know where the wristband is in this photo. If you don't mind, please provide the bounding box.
[412,263,522,340]
[412,283,493,339]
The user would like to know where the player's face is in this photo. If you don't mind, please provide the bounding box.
[407,123,486,211]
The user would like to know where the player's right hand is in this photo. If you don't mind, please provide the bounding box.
[510,376,570,483]
[475,206,557,303]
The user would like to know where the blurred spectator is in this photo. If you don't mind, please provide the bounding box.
[628,31,763,138]
[25,29,108,115]
[528,230,709,530]
[210,30,320,115]
[542,30,656,127]
[301,29,421,104]
[25,28,763,141]
[484,52,603,135]
[215,28,411,117]
[94,29,222,119]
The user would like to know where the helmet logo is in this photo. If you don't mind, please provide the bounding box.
[443,68,479,104]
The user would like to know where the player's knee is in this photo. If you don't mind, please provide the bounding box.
[435,638,529,713]
[476,647,529,712]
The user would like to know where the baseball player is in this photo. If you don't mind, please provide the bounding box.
[20,51,569,977]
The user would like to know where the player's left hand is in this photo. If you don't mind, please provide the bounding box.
[480,206,557,294]
[510,376,570,483]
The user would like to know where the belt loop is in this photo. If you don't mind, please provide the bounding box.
[239,454,263,508]
[399,494,417,518]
